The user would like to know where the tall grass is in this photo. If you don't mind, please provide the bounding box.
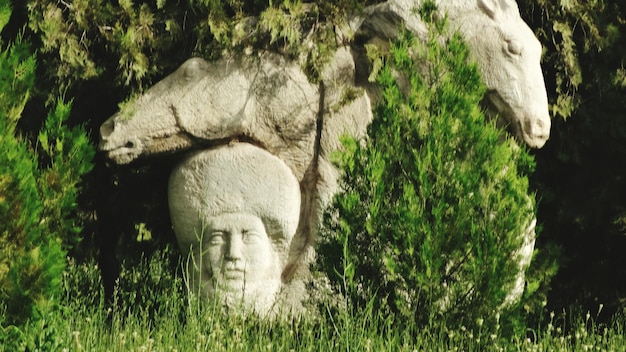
[2,247,624,351]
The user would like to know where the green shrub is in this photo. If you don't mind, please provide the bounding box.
[0,0,94,327]
[26,0,379,94]
[318,14,541,333]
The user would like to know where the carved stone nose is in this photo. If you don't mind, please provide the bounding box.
[522,114,551,148]
[529,117,550,137]
[226,234,244,260]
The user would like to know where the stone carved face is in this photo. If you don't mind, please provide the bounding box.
[168,143,301,315]
[203,212,283,309]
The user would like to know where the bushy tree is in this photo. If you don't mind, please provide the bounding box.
[318,15,540,332]
[0,0,94,327]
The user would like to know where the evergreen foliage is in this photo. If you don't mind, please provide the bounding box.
[0,1,94,326]
[318,15,540,333]
[519,0,619,120]
[26,0,380,94]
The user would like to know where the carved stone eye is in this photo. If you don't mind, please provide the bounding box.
[243,231,264,244]
[182,58,205,80]
[208,232,226,245]
[507,39,522,56]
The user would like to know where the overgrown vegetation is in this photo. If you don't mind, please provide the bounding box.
[1,250,624,351]
[25,0,380,94]
[0,0,94,327]
[317,13,551,336]
[1,0,626,348]
[518,0,626,314]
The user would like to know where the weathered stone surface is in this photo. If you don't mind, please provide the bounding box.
[99,52,319,175]
[99,0,550,315]
[98,48,372,313]
[99,0,551,162]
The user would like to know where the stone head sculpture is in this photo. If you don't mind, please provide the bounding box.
[358,0,551,148]
[98,54,319,167]
[466,0,551,148]
[168,142,301,315]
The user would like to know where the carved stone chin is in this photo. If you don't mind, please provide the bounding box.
[168,143,301,316]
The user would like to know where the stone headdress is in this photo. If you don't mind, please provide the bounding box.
[169,142,301,250]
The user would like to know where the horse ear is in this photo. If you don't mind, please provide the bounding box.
[478,0,516,20]
[477,0,500,19]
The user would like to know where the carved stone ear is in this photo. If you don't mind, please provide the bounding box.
[477,0,500,19]
[478,0,515,20]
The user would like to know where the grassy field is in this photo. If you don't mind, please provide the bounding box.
[2,247,624,351]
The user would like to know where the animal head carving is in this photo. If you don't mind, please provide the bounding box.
[358,0,551,148]
[99,54,319,165]
[470,0,551,148]
[99,58,213,164]
[99,0,551,168]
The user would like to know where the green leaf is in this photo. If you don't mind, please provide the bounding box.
[55,139,63,153]
[38,131,49,152]
[0,0,10,33]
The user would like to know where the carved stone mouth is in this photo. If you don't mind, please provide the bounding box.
[482,93,549,149]
[98,145,141,165]
[223,271,245,281]
[218,274,246,292]
[222,266,245,276]
[517,114,550,149]
[105,146,141,165]
[520,129,548,149]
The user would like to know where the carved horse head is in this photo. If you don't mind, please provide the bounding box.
[468,0,551,148]
[358,0,551,148]
[99,0,551,166]
[99,55,319,166]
